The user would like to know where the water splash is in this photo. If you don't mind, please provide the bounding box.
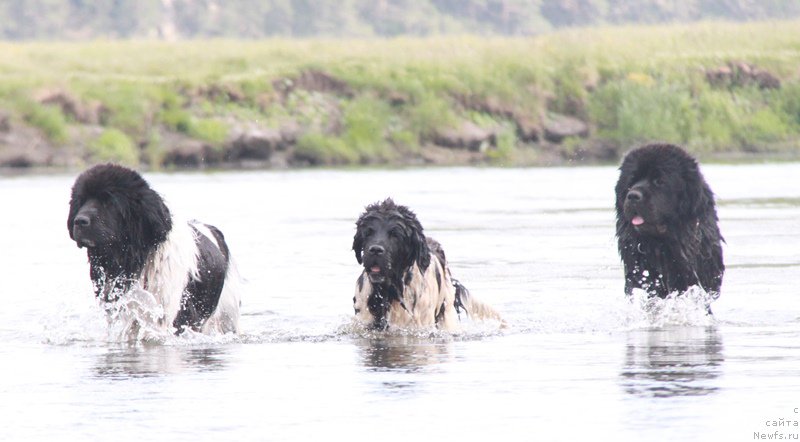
[336,316,505,342]
[621,286,717,328]
[43,284,717,347]
[103,288,168,343]
[43,289,242,347]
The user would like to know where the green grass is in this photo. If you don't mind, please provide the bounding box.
[23,102,69,144]
[88,128,139,165]
[188,118,229,146]
[294,132,358,165]
[1,20,800,166]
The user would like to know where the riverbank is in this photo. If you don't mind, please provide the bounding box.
[2,21,800,170]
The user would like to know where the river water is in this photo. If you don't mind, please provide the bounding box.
[1,163,798,441]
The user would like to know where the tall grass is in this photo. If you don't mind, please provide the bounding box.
[0,20,799,165]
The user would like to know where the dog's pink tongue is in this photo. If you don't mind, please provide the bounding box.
[370,266,381,273]
[632,216,645,226]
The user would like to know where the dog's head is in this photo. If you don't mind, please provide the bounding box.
[352,198,431,285]
[68,164,172,256]
[615,143,712,238]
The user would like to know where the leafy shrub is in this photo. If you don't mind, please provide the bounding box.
[693,90,743,150]
[406,92,456,139]
[486,124,517,164]
[742,108,791,146]
[388,129,418,152]
[590,79,694,145]
[160,107,192,133]
[775,84,800,127]
[88,128,139,165]
[294,133,358,165]
[188,118,228,146]
[84,82,157,135]
[23,103,68,144]
[342,96,392,162]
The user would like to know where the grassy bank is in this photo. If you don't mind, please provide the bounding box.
[1,20,800,168]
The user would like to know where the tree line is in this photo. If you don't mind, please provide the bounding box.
[2,0,799,40]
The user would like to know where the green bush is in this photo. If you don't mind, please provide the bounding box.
[388,129,418,152]
[82,82,158,135]
[88,128,139,165]
[774,84,800,127]
[486,124,517,164]
[294,133,358,165]
[342,96,392,162]
[551,60,590,117]
[406,92,456,139]
[159,88,185,110]
[693,90,743,151]
[742,108,791,146]
[143,130,165,168]
[160,107,192,133]
[188,118,228,146]
[24,103,68,144]
[590,79,694,145]
[281,89,339,134]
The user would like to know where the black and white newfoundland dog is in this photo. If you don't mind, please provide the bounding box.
[68,163,239,337]
[615,143,724,305]
[352,198,502,331]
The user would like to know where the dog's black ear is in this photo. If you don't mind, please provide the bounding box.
[67,174,90,240]
[352,211,368,264]
[392,214,425,274]
[396,204,431,272]
[67,196,81,240]
[139,190,172,245]
[120,187,172,252]
[412,226,431,272]
[678,160,712,218]
[352,229,364,264]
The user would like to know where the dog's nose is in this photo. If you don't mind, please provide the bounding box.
[368,245,385,255]
[74,215,91,228]
[626,189,643,202]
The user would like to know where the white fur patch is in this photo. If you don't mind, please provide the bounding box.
[110,217,239,338]
[354,254,458,331]
[190,221,221,249]
[140,217,200,331]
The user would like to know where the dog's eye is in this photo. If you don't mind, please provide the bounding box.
[389,228,402,237]
[653,177,665,187]
[363,228,374,237]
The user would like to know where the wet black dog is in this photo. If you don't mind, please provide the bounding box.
[68,163,239,336]
[352,198,502,331]
[615,144,724,303]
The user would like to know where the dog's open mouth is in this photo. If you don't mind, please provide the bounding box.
[630,214,669,236]
[367,265,385,283]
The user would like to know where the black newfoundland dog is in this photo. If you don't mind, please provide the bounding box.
[68,163,239,336]
[352,198,502,331]
[615,143,724,304]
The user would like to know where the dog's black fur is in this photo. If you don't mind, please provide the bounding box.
[426,236,470,316]
[68,163,233,333]
[352,198,500,331]
[615,143,724,301]
[352,198,433,329]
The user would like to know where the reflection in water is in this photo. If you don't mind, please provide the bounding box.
[94,345,230,379]
[355,335,452,371]
[620,327,724,398]
[354,335,452,393]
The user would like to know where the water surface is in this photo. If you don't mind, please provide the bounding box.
[1,164,798,441]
